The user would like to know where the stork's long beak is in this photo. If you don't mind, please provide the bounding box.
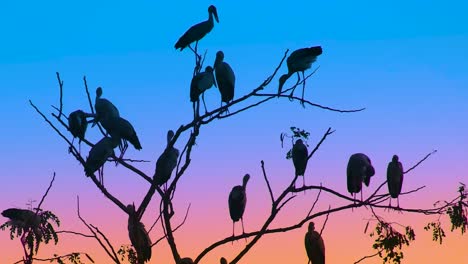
[213,8,219,23]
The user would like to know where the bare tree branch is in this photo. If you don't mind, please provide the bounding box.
[261,160,275,204]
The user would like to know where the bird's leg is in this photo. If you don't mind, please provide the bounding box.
[302,176,306,194]
[288,72,301,101]
[231,222,235,245]
[119,141,128,160]
[202,92,208,114]
[301,71,306,108]
[241,218,247,242]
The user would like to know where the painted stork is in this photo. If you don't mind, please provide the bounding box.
[101,116,142,159]
[154,130,179,190]
[278,46,322,105]
[228,174,250,242]
[387,155,404,207]
[190,66,217,118]
[68,110,88,152]
[93,87,120,131]
[84,136,119,185]
[347,153,375,202]
[214,50,235,113]
[127,204,152,264]
[175,5,219,54]
[304,222,325,264]
[292,139,309,189]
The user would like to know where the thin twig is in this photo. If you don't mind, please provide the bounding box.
[56,72,64,119]
[404,149,437,174]
[261,160,275,204]
[319,205,331,236]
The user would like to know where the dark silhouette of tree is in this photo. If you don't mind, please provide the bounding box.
[1,4,465,264]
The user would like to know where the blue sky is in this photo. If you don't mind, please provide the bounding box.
[0,0,467,263]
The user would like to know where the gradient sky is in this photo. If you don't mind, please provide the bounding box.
[1,0,467,263]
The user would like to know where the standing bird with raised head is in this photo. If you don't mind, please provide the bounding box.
[304,222,325,264]
[68,110,89,152]
[154,130,179,190]
[278,46,323,105]
[84,136,119,185]
[101,116,142,159]
[175,5,219,54]
[93,87,120,132]
[190,66,217,119]
[387,155,404,208]
[292,139,309,190]
[347,153,375,202]
[214,50,235,114]
[228,174,250,241]
[127,204,152,264]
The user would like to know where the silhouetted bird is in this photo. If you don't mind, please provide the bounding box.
[347,153,375,202]
[292,139,308,189]
[220,257,228,264]
[93,87,120,131]
[214,50,235,113]
[2,208,44,243]
[154,130,179,189]
[387,155,404,207]
[68,110,88,151]
[1,208,41,229]
[84,136,119,185]
[278,46,322,104]
[101,116,142,158]
[304,222,325,264]
[175,5,219,53]
[228,174,250,241]
[190,66,217,118]
[127,204,152,264]
[179,257,194,264]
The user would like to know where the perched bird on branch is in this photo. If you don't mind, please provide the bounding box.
[1,208,41,230]
[387,155,404,207]
[175,5,219,54]
[228,174,250,241]
[68,110,88,152]
[154,130,179,189]
[214,50,235,113]
[347,153,375,202]
[84,136,119,185]
[292,139,309,189]
[190,66,217,118]
[127,204,152,264]
[278,46,322,105]
[304,222,325,264]
[101,116,142,159]
[93,87,120,132]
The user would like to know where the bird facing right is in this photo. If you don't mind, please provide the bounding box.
[228,174,250,240]
[346,153,375,201]
[304,222,325,264]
